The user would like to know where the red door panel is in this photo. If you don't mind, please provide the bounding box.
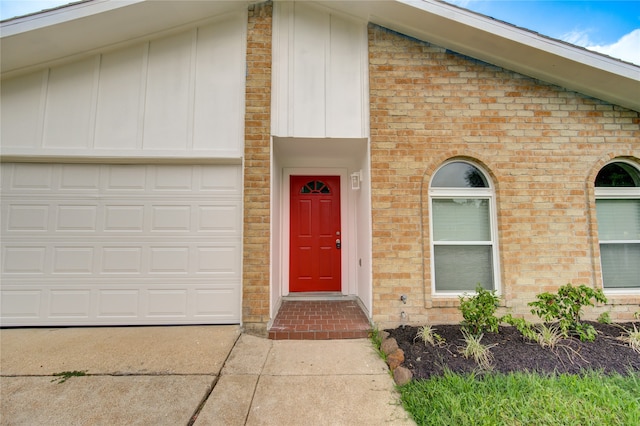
[290,176,341,292]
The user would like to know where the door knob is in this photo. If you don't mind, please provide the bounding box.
[336,239,341,249]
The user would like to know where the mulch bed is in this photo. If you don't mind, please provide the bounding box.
[386,322,640,380]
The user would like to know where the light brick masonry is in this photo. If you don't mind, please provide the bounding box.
[368,25,639,328]
[242,2,273,335]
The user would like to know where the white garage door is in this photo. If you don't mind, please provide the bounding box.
[1,163,242,326]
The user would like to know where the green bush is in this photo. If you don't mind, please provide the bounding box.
[501,314,537,341]
[459,285,500,336]
[528,283,607,342]
[597,311,612,324]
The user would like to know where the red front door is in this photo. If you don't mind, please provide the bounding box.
[290,176,341,292]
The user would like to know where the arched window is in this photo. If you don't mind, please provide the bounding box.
[594,161,640,290]
[429,161,499,294]
[300,180,331,194]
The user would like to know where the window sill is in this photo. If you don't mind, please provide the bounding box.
[603,292,640,305]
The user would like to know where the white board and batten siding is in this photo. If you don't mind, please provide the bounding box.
[0,13,247,326]
[1,12,246,159]
[272,2,369,139]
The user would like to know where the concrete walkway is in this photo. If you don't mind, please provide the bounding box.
[0,326,414,425]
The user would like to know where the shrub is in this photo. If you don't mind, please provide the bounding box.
[597,311,612,324]
[619,324,640,354]
[415,325,445,347]
[459,330,495,370]
[528,283,607,342]
[459,285,500,335]
[501,314,537,341]
[535,323,564,349]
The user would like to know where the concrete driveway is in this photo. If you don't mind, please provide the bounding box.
[1,326,239,425]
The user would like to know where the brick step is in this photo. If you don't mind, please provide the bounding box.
[268,300,371,340]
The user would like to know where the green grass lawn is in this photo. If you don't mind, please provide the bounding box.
[399,370,640,426]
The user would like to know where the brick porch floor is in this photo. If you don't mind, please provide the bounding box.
[268,299,371,340]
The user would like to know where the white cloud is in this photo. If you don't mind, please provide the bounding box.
[562,29,640,66]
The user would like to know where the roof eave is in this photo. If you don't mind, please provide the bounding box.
[1,0,250,78]
[2,0,639,112]
[319,0,640,112]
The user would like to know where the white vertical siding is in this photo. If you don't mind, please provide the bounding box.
[143,31,193,151]
[43,58,96,149]
[193,19,245,152]
[291,5,329,136]
[272,2,369,139]
[0,72,45,148]
[327,14,367,138]
[1,11,247,159]
[94,44,146,150]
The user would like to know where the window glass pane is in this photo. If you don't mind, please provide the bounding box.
[300,181,330,194]
[595,163,640,187]
[433,198,490,241]
[434,245,494,292]
[600,243,640,288]
[432,162,488,188]
[595,199,640,241]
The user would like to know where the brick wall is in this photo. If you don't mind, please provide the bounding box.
[242,2,272,335]
[368,25,640,328]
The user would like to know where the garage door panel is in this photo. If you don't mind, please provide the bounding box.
[49,290,92,318]
[2,281,241,325]
[56,205,99,231]
[0,290,42,318]
[196,246,241,275]
[200,165,242,192]
[102,247,143,273]
[60,164,101,190]
[2,246,47,274]
[151,205,192,231]
[98,290,140,318]
[104,204,146,231]
[105,165,147,190]
[147,289,188,316]
[3,242,241,277]
[6,204,50,231]
[195,288,237,317]
[152,166,194,191]
[149,247,190,274]
[52,247,95,274]
[198,204,241,234]
[1,164,241,326]
[5,163,54,190]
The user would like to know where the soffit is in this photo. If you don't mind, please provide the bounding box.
[1,0,249,78]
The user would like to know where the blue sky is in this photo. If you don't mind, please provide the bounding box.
[1,0,639,64]
[447,0,640,64]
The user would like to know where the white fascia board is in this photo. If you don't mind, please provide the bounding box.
[1,0,250,77]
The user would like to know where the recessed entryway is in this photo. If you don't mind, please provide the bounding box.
[270,137,373,332]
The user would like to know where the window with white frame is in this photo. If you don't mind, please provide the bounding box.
[594,160,640,290]
[429,161,499,294]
